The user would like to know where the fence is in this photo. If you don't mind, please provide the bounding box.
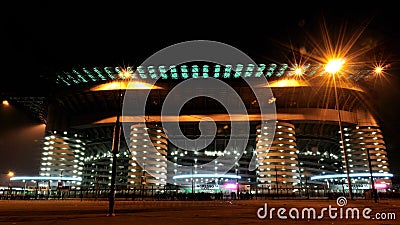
[2,185,396,200]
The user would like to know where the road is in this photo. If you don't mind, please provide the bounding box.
[0,199,399,224]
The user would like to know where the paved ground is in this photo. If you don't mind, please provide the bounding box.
[0,199,399,225]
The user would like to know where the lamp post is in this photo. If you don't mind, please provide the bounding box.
[236,163,239,199]
[58,170,63,200]
[108,70,131,216]
[366,66,385,203]
[7,171,14,198]
[305,172,309,199]
[275,165,279,197]
[191,163,195,199]
[366,148,378,203]
[325,59,353,200]
[60,170,63,188]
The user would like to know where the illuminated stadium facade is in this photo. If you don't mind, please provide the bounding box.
[9,62,393,194]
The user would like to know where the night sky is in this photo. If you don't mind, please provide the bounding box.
[1,2,400,184]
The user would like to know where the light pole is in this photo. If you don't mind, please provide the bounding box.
[366,148,378,203]
[59,170,63,199]
[305,172,309,199]
[236,163,239,199]
[191,163,194,199]
[60,170,63,188]
[108,70,131,216]
[366,65,385,203]
[7,171,14,198]
[325,59,353,200]
[275,165,279,197]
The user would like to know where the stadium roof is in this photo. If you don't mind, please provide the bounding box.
[5,62,375,125]
[54,63,373,87]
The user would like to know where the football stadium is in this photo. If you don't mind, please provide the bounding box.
[7,61,393,199]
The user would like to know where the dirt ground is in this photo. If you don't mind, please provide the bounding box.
[0,199,399,225]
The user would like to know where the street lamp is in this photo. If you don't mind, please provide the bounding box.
[7,171,14,178]
[2,100,9,106]
[325,59,353,200]
[108,69,131,216]
[7,171,14,197]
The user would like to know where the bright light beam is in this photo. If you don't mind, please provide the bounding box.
[325,58,345,74]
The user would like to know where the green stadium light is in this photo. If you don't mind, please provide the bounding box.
[234,64,243,78]
[224,65,232,78]
[137,66,147,79]
[170,65,178,79]
[181,65,189,79]
[245,64,254,77]
[192,65,199,78]
[148,66,157,79]
[159,65,168,79]
[255,64,266,77]
[202,65,209,78]
[104,67,116,79]
[214,65,220,78]
[275,64,288,77]
[265,64,277,77]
